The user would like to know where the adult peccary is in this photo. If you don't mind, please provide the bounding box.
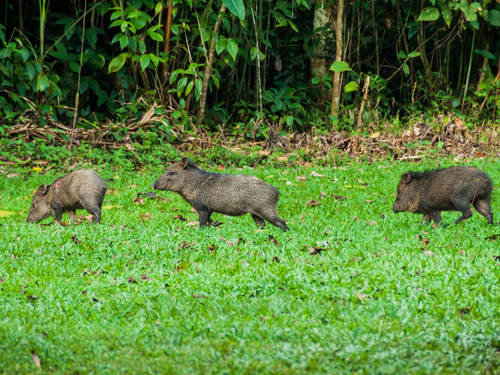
[27,169,107,224]
[392,166,493,225]
[152,157,289,230]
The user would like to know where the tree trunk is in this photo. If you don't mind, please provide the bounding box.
[477,42,491,91]
[311,0,332,103]
[330,0,345,120]
[197,5,227,125]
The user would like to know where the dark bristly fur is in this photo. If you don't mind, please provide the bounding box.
[27,169,107,224]
[152,157,289,230]
[393,166,494,225]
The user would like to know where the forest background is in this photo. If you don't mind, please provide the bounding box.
[0,0,499,163]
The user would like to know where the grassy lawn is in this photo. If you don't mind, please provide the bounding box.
[1,157,499,374]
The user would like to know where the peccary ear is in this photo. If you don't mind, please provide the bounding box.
[55,181,61,194]
[37,184,48,196]
[402,172,412,185]
[180,157,189,169]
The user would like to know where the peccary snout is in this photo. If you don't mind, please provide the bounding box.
[152,157,289,230]
[27,169,107,225]
[393,166,494,225]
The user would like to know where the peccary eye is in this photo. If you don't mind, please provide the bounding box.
[168,171,176,176]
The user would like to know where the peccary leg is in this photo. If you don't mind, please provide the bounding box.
[251,214,266,228]
[198,210,210,228]
[429,211,443,225]
[82,203,102,224]
[421,214,431,224]
[207,215,223,227]
[68,211,76,225]
[53,206,63,225]
[453,201,473,224]
[473,199,494,224]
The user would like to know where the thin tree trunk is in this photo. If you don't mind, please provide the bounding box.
[311,0,331,103]
[161,0,173,78]
[371,0,379,76]
[417,0,433,88]
[19,0,24,33]
[330,0,345,120]
[477,42,490,91]
[197,5,227,125]
[250,4,263,138]
[357,75,370,131]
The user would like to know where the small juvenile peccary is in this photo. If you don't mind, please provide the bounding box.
[393,166,493,225]
[27,169,107,224]
[152,157,289,230]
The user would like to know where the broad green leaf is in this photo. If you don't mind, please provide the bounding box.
[120,34,129,50]
[111,33,122,45]
[226,39,238,60]
[177,77,188,96]
[108,53,128,73]
[120,21,129,33]
[488,10,500,27]
[89,54,105,69]
[402,62,409,75]
[140,54,150,71]
[211,75,220,89]
[408,22,418,39]
[195,78,203,100]
[452,98,461,108]
[288,19,299,33]
[110,20,122,29]
[155,3,163,14]
[139,40,146,54]
[79,77,89,93]
[329,61,352,72]
[20,47,30,62]
[250,47,257,61]
[69,62,80,73]
[185,81,194,96]
[26,63,36,80]
[0,48,13,59]
[65,22,76,40]
[344,81,359,93]
[408,51,420,58]
[150,54,162,67]
[170,70,181,84]
[398,50,407,59]
[222,0,245,20]
[36,73,50,92]
[475,50,495,59]
[86,28,98,47]
[441,8,452,26]
[216,39,227,55]
[110,10,122,21]
[97,90,108,107]
[149,31,163,42]
[418,7,439,21]
[312,77,320,85]
[128,37,137,51]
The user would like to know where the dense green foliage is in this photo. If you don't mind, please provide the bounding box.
[1,158,499,373]
[0,0,499,140]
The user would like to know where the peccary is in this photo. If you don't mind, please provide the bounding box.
[152,157,289,230]
[27,169,107,224]
[393,166,493,225]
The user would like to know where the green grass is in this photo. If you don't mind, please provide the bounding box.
[1,157,500,374]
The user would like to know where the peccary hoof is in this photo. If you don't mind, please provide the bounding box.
[209,221,223,227]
